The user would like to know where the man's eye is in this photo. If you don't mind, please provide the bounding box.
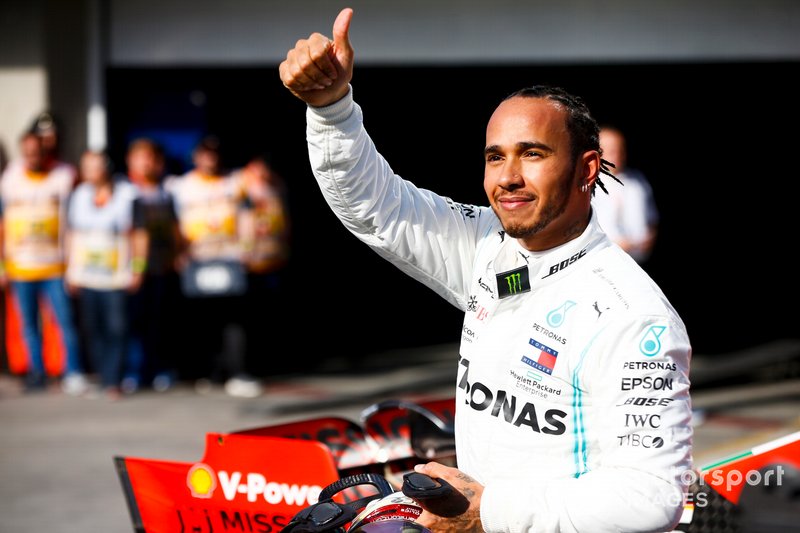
[523,150,541,158]
[486,154,502,162]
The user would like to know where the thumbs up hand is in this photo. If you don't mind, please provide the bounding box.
[279,7,355,107]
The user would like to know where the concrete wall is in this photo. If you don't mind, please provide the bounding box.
[0,1,48,166]
[0,0,88,166]
[3,0,798,165]
[109,0,800,66]
[0,69,48,168]
[43,0,89,164]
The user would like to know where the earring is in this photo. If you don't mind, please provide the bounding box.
[580,183,589,193]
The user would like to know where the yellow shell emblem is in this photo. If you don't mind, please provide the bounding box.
[187,463,216,498]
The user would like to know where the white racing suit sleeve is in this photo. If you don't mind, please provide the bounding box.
[480,317,693,533]
[305,87,485,311]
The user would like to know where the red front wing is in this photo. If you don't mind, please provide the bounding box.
[115,398,799,532]
[115,398,456,532]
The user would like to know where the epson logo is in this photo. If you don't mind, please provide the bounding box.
[621,377,674,391]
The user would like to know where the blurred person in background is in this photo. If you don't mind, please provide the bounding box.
[0,140,8,175]
[29,111,70,173]
[592,126,659,265]
[122,138,183,393]
[230,153,291,396]
[0,131,87,394]
[168,136,253,395]
[65,150,139,399]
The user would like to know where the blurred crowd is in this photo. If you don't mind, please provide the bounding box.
[0,112,291,400]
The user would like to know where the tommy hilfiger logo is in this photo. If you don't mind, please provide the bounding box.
[523,338,559,375]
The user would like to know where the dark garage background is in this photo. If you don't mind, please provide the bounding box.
[106,60,799,363]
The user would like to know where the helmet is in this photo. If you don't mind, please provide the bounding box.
[349,521,428,533]
[347,492,425,531]
[282,474,432,533]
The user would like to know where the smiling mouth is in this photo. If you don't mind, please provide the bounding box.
[497,196,535,210]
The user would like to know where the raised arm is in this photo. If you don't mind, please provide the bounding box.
[278,8,493,310]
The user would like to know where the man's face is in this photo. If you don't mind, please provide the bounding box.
[193,148,219,175]
[599,128,626,172]
[21,135,44,172]
[484,96,588,251]
[127,146,159,180]
[80,152,107,185]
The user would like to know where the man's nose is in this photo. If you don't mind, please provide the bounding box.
[498,159,524,189]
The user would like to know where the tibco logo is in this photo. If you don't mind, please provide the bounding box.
[617,434,665,448]
[187,464,322,506]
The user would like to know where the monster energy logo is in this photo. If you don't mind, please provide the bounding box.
[505,272,522,293]
[496,266,531,299]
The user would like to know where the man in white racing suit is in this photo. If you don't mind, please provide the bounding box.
[279,8,692,533]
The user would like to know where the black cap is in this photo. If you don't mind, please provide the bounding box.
[30,111,59,135]
[196,135,221,153]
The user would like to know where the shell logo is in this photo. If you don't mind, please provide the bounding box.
[187,463,217,498]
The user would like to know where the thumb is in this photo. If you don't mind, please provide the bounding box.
[414,461,445,477]
[332,7,354,61]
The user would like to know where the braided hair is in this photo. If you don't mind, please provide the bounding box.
[504,86,620,195]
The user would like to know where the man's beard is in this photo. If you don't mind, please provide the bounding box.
[501,201,566,239]
[495,175,573,240]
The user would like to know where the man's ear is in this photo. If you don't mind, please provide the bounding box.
[578,150,600,192]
